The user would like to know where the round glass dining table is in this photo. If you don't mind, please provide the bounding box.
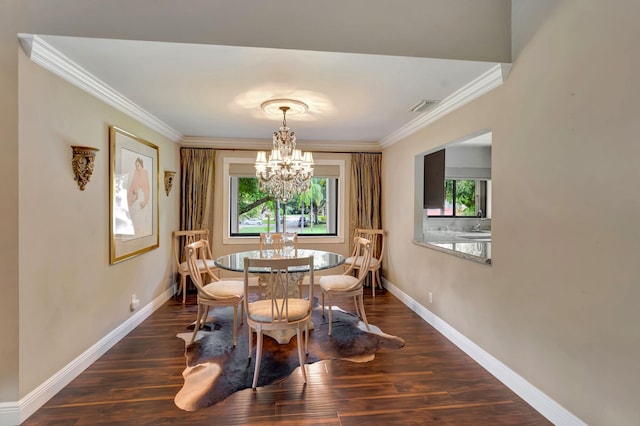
[214,249,345,344]
[214,249,345,273]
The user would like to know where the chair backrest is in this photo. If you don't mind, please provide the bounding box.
[259,232,298,257]
[344,237,373,283]
[184,239,224,298]
[244,256,313,325]
[173,229,210,266]
[353,228,386,261]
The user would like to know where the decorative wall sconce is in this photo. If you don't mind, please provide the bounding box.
[164,170,176,196]
[71,146,99,190]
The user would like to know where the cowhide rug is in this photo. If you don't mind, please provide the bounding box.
[175,303,405,411]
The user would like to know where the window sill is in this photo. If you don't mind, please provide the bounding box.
[413,239,492,265]
[224,235,345,245]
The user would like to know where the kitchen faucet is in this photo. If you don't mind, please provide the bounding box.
[473,210,483,231]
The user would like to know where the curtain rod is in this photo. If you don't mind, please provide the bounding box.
[181,147,382,155]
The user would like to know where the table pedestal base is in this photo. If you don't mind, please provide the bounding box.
[263,321,315,344]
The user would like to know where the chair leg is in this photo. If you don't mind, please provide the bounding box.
[252,330,263,389]
[304,323,309,354]
[180,274,187,304]
[358,294,370,331]
[371,270,376,298]
[189,304,203,344]
[248,326,253,359]
[321,291,326,318]
[232,305,238,346]
[328,295,333,336]
[353,295,361,318]
[296,325,307,384]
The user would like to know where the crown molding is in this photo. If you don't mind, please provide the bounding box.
[379,63,511,148]
[17,33,509,148]
[181,136,381,153]
[18,34,182,142]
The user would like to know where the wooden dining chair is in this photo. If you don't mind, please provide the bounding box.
[343,228,386,297]
[259,232,298,257]
[258,232,299,297]
[172,229,221,304]
[320,237,373,335]
[244,255,314,389]
[185,240,245,346]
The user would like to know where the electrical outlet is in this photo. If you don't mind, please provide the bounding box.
[130,294,140,311]
[428,292,433,304]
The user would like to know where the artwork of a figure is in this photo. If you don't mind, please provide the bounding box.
[127,157,152,237]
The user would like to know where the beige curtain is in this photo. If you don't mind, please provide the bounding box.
[349,152,382,241]
[180,148,216,237]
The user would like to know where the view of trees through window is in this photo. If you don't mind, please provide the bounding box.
[447,179,476,216]
[231,177,337,236]
[427,179,484,216]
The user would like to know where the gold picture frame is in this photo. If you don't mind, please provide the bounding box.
[109,126,159,264]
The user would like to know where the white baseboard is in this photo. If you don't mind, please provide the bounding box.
[381,278,586,426]
[4,280,584,426]
[16,285,177,424]
[0,402,19,426]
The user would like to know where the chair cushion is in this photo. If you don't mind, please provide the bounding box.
[248,299,310,322]
[179,259,218,272]
[344,256,380,269]
[319,274,360,292]
[202,280,244,298]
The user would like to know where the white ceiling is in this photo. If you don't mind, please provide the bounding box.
[32,34,500,149]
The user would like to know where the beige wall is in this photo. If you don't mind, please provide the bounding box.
[382,2,640,425]
[19,0,511,62]
[17,50,180,397]
[0,0,23,405]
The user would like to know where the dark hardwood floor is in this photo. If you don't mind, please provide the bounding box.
[25,287,551,425]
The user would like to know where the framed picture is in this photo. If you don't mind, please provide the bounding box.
[109,126,159,264]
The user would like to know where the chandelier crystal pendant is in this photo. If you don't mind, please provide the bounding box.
[255,103,314,202]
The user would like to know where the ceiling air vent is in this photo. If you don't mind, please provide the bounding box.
[409,99,439,113]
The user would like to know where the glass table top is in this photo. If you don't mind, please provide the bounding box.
[215,249,345,273]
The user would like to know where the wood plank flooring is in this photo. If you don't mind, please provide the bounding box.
[24,287,551,425]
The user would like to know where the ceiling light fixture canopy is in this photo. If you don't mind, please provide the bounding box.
[255,100,314,202]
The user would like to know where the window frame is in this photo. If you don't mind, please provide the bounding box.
[222,156,346,245]
[426,179,488,218]
[229,176,339,237]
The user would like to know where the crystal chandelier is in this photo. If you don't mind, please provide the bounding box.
[255,101,314,202]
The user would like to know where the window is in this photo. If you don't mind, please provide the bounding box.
[426,179,487,217]
[220,153,349,245]
[229,176,339,236]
